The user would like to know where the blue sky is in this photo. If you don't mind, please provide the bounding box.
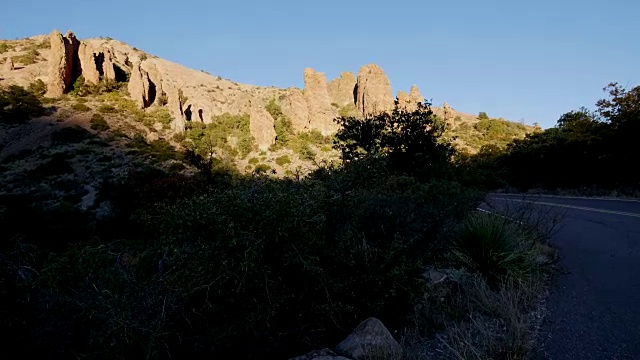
[2,0,638,128]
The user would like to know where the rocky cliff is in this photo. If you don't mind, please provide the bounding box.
[1,29,499,152]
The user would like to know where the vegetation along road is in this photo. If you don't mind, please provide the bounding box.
[489,194,640,359]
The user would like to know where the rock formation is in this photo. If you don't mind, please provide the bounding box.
[335,317,402,360]
[3,57,14,72]
[46,30,79,97]
[250,103,277,151]
[281,87,309,132]
[78,42,100,84]
[354,64,393,117]
[128,61,151,109]
[102,50,117,81]
[303,68,338,135]
[328,71,356,107]
[397,85,423,111]
[409,84,423,103]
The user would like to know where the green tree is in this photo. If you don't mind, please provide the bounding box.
[478,111,490,120]
[333,100,453,179]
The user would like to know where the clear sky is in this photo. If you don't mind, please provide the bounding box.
[2,0,638,128]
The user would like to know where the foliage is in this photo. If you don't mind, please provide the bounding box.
[90,113,110,132]
[129,134,183,162]
[461,83,640,191]
[452,213,536,287]
[0,85,46,124]
[72,76,123,97]
[183,113,255,161]
[334,101,453,181]
[275,155,291,166]
[27,79,47,97]
[13,49,39,65]
[478,111,489,120]
[253,163,271,174]
[98,104,119,114]
[72,102,91,112]
[0,42,12,53]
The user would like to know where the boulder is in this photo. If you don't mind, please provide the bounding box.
[354,64,394,117]
[46,30,79,97]
[250,102,276,151]
[289,348,351,360]
[328,71,356,107]
[281,87,309,132]
[3,57,14,72]
[303,68,338,135]
[334,317,402,360]
[128,61,151,109]
[78,42,101,84]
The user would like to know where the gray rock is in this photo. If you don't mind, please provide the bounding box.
[335,317,402,360]
[289,348,351,360]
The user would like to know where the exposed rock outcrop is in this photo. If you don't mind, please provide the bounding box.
[46,30,79,97]
[250,102,277,151]
[354,64,393,117]
[78,42,100,84]
[335,317,402,360]
[128,61,151,109]
[303,68,338,135]
[289,348,350,360]
[328,71,356,107]
[3,57,14,72]
[397,85,423,111]
[281,87,309,132]
[409,84,423,103]
[102,50,117,81]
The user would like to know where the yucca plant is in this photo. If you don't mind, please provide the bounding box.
[452,213,536,287]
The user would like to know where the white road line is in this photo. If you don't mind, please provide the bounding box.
[476,207,524,224]
[489,193,640,203]
[491,198,640,218]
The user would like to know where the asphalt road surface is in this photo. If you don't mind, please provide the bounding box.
[486,194,640,360]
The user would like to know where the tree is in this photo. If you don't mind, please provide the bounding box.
[478,112,489,120]
[333,100,453,179]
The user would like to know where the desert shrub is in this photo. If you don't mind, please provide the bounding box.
[27,79,47,97]
[0,85,46,123]
[248,157,259,164]
[72,102,91,112]
[90,113,110,131]
[157,91,168,106]
[72,76,123,97]
[97,104,118,114]
[51,126,92,145]
[338,103,357,118]
[13,49,39,65]
[0,42,12,53]
[452,213,536,287]
[28,164,478,359]
[184,113,255,161]
[275,155,291,166]
[253,163,271,174]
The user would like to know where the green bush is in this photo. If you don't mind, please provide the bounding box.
[27,79,47,97]
[452,213,536,286]
[253,163,271,174]
[97,104,118,114]
[13,49,39,65]
[248,157,259,164]
[0,85,46,123]
[72,102,91,112]
[184,113,255,161]
[0,42,12,53]
[90,113,110,131]
[275,155,291,166]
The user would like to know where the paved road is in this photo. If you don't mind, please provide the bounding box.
[486,194,640,360]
